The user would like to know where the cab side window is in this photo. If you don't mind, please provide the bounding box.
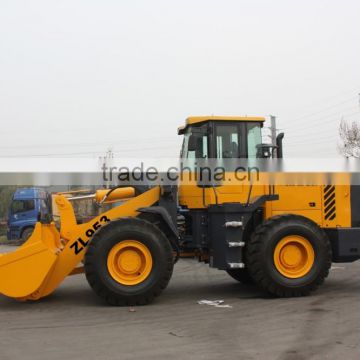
[215,125,240,158]
[247,123,262,158]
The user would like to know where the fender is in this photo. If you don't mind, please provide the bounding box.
[137,206,179,241]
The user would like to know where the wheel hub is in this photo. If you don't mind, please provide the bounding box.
[274,235,315,278]
[107,240,153,285]
[118,250,142,274]
[280,245,302,267]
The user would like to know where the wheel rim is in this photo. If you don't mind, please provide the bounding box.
[107,240,153,285]
[273,235,315,278]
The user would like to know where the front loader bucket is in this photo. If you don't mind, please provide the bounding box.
[0,222,60,300]
[0,187,161,303]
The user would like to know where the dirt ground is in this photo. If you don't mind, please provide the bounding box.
[0,245,360,360]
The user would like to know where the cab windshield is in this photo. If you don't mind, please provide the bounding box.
[180,121,263,159]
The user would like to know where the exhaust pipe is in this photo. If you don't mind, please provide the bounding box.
[276,133,284,159]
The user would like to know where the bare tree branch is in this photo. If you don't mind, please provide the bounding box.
[339,118,360,158]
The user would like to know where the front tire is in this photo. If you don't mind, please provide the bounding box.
[247,215,332,297]
[85,217,174,306]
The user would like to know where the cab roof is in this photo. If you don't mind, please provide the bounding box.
[178,116,265,135]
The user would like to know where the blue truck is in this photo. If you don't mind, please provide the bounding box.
[7,188,51,241]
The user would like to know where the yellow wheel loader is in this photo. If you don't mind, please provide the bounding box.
[0,116,359,305]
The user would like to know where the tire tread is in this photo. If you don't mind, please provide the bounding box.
[84,217,173,306]
[247,214,332,297]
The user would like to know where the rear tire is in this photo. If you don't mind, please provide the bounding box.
[226,268,254,285]
[247,215,332,297]
[85,217,174,306]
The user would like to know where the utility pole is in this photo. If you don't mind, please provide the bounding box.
[99,148,114,188]
[270,115,277,147]
[268,115,278,158]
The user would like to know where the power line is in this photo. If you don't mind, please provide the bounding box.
[286,135,339,144]
[295,88,360,112]
[289,106,359,128]
[0,136,177,150]
[290,97,358,122]
[285,108,360,134]
[285,126,340,138]
[0,144,180,158]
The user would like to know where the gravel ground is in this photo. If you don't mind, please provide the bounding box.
[0,245,360,360]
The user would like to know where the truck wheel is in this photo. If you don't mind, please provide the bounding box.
[247,215,331,297]
[226,268,254,285]
[21,227,34,242]
[84,217,174,306]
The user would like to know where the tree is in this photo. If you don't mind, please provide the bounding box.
[0,186,19,219]
[339,118,360,158]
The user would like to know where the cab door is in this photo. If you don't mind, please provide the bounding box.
[213,122,245,196]
[212,121,268,203]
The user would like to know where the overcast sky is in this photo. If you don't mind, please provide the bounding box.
[0,0,359,158]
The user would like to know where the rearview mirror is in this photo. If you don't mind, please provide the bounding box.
[256,144,273,158]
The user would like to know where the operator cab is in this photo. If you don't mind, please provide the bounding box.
[178,116,283,159]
